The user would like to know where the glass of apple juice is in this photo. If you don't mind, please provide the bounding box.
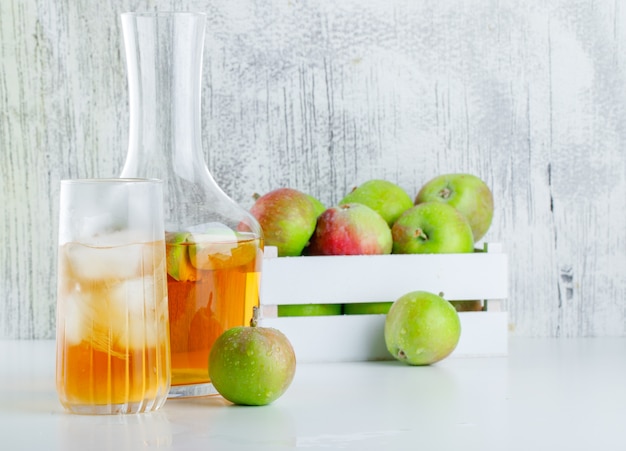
[55,178,171,414]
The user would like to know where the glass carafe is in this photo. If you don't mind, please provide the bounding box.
[120,12,263,398]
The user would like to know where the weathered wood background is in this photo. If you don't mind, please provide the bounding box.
[2,0,625,339]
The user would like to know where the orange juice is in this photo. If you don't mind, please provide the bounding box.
[56,239,170,414]
[165,234,262,390]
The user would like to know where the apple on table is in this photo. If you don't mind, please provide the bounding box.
[209,326,296,406]
[385,290,461,365]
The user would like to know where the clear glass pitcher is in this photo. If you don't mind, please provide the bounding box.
[120,12,263,398]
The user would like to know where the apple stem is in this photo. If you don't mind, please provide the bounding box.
[250,306,259,327]
[414,228,429,242]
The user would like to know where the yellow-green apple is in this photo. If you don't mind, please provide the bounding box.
[306,194,326,217]
[209,326,296,406]
[385,291,461,365]
[415,173,493,241]
[277,303,342,316]
[391,202,474,254]
[250,188,320,256]
[343,302,393,315]
[185,228,257,270]
[339,179,413,226]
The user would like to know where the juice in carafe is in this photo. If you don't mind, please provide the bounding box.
[165,233,262,387]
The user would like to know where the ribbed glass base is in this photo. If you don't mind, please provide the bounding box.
[62,398,166,415]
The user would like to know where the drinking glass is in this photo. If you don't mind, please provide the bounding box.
[55,178,171,414]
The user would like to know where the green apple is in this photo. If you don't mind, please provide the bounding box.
[165,231,196,281]
[277,303,343,317]
[187,230,258,270]
[343,302,393,315]
[306,194,326,217]
[307,203,392,255]
[339,179,413,226]
[209,326,296,406]
[385,291,461,365]
[415,173,494,242]
[391,202,474,254]
[250,188,319,256]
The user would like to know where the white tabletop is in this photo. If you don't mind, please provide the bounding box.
[1,338,624,451]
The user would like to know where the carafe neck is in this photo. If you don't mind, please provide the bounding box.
[120,12,207,180]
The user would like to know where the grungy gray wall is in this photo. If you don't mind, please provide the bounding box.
[2,0,626,338]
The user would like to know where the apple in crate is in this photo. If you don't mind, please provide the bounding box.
[339,179,413,227]
[450,300,483,312]
[306,194,326,217]
[250,188,323,256]
[308,203,392,255]
[415,173,494,242]
[209,326,296,406]
[343,302,393,315]
[391,202,474,254]
[385,291,461,365]
[278,303,343,317]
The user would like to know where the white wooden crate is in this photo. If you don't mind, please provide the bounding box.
[257,243,509,363]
